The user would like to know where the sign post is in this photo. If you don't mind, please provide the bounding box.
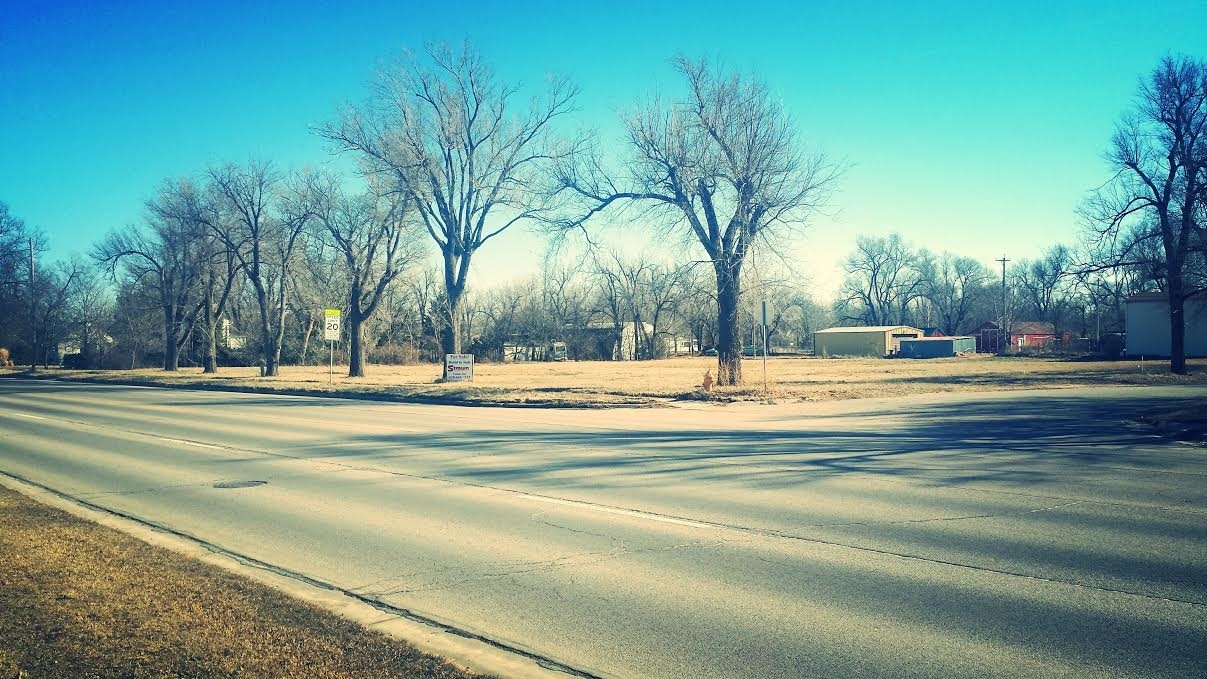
[324,309,341,384]
[761,300,769,394]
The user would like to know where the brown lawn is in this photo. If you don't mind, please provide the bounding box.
[23,354,1207,406]
[0,486,489,679]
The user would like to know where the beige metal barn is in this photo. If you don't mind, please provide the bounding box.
[814,325,925,357]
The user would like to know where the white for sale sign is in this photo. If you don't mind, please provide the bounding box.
[444,353,474,382]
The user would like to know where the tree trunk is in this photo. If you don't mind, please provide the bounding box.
[300,312,316,366]
[1168,274,1187,375]
[203,285,218,374]
[162,309,180,371]
[348,301,365,378]
[164,332,180,371]
[715,264,743,386]
[439,288,463,378]
[270,303,287,376]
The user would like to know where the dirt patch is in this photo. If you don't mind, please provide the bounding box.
[0,486,489,679]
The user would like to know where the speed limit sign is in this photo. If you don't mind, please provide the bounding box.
[324,309,341,341]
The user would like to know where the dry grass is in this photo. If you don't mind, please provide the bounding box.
[0,486,489,679]
[23,355,1207,406]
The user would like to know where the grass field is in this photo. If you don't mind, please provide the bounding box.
[25,354,1207,406]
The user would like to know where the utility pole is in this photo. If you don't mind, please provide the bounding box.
[28,237,36,372]
[996,255,1009,353]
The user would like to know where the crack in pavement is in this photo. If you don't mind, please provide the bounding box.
[800,499,1088,529]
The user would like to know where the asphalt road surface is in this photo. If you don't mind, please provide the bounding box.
[2,379,1206,678]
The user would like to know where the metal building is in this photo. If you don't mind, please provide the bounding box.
[814,326,924,357]
[897,336,976,358]
[1125,293,1207,357]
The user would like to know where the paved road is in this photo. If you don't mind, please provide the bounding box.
[1,379,1206,678]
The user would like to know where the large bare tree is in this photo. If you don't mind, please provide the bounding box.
[208,160,321,376]
[316,186,422,377]
[839,233,930,327]
[926,252,989,335]
[558,57,840,385]
[94,179,210,371]
[0,202,34,358]
[1012,244,1072,328]
[319,42,579,374]
[1083,55,1207,374]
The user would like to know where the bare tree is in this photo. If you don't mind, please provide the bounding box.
[64,255,113,368]
[558,57,840,384]
[1083,55,1207,374]
[926,253,989,335]
[208,160,321,376]
[30,259,79,368]
[0,201,27,285]
[94,179,209,371]
[839,233,929,326]
[316,185,423,377]
[319,42,579,374]
[677,266,718,355]
[1012,244,1072,328]
[108,277,160,369]
[590,251,632,359]
[163,180,241,373]
[0,201,34,358]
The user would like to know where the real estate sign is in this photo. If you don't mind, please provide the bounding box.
[445,353,474,382]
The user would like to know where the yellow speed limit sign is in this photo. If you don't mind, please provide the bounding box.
[323,309,341,341]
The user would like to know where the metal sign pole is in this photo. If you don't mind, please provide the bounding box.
[761,300,769,394]
[329,340,333,385]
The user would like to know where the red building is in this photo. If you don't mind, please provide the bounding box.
[975,321,1058,352]
[1009,321,1057,350]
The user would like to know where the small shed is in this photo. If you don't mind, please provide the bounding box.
[975,321,1004,353]
[898,336,976,358]
[814,325,924,357]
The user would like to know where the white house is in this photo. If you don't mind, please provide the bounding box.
[1125,293,1207,357]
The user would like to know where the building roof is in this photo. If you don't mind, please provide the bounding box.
[1011,321,1056,335]
[900,336,974,342]
[1127,292,1168,302]
[815,325,922,334]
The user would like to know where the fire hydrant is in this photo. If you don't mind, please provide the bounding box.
[702,369,714,392]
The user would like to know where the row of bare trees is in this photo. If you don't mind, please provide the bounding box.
[835,232,1150,341]
[832,54,1206,371]
[0,201,87,369]
[92,163,426,377]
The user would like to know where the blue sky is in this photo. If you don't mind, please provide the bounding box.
[3,1,1205,296]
